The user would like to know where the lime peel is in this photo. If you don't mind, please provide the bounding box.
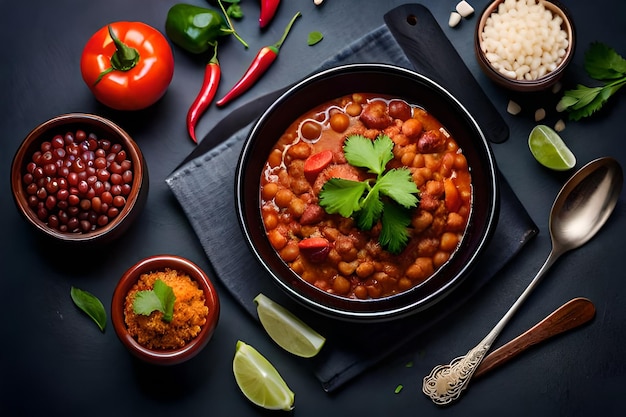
[233,340,295,411]
[254,293,326,358]
[528,124,576,171]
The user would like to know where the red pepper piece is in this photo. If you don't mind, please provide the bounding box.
[304,150,334,183]
[187,43,221,143]
[298,237,331,263]
[216,11,301,107]
[259,0,281,28]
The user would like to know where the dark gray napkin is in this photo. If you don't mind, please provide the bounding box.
[166,23,538,392]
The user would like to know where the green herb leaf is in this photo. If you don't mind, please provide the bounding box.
[70,287,107,332]
[344,135,394,176]
[379,200,412,255]
[395,384,404,394]
[307,31,324,46]
[377,169,419,208]
[319,178,367,218]
[355,186,383,230]
[318,134,419,253]
[585,42,626,80]
[559,42,626,120]
[133,279,176,322]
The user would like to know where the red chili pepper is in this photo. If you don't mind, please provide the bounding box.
[216,12,301,107]
[187,43,221,143]
[259,0,281,28]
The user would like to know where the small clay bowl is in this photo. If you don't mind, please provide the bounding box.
[111,255,220,366]
[10,113,148,245]
[475,0,575,92]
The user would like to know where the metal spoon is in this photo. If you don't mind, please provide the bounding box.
[473,297,595,378]
[422,157,623,405]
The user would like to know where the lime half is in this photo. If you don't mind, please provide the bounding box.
[233,341,295,411]
[254,293,326,358]
[528,125,576,171]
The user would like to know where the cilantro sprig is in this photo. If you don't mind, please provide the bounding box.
[557,42,626,120]
[133,279,176,323]
[318,134,419,254]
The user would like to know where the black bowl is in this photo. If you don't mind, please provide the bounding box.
[236,64,499,321]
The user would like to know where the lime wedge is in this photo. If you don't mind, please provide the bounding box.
[254,293,326,358]
[528,125,576,171]
[232,341,295,411]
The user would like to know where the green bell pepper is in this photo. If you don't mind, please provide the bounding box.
[165,3,247,54]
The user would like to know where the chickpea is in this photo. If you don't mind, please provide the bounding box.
[401,151,416,167]
[454,153,468,170]
[274,188,293,208]
[338,260,358,276]
[288,198,305,217]
[261,182,278,201]
[267,149,283,167]
[440,232,459,252]
[412,153,425,168]
[356,261,375,278]
[405,257,434,282]
[345,102,362,116]
[300,120,322,140]
[424,154,441,171]
[332,276,351,295]
[412,210,434,233]
[433,251,450,268]
[446,212,465,232]
[268,229,287,250]
[401,118,423,139]
[290,258,304,274]
[354,285,368,299]
[398,277,413,291]
[263,212,278,230]
[330,113,350,133]
[287,142,311,160]
[280,241,300,262]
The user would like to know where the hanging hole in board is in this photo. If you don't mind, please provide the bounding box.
[406,14,418,26]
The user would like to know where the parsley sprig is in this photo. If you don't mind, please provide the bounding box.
[133,279,176,323]
[557,42,626,120]
[318,134,419,254]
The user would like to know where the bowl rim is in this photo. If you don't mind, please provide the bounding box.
[10,112,147,242]
[474,0,576,91]
[235,63,500,321]
[111,254,220,365]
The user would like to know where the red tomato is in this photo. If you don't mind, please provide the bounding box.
[81,22,174,111]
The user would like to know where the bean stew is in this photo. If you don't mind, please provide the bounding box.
[260,93,472,300]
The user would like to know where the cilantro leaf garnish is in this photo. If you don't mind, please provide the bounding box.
[343,135,394,175]
[318,134,419,254]
[133,279,176,323]
[558,42,626,120]
[379,200,412,255]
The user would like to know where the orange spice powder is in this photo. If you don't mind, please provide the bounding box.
[124,268,209,350]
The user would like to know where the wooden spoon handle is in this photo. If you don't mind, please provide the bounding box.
[473,297,595,378]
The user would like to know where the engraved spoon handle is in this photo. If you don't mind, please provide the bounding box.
[474,297,595,378]
[422,249,560,405]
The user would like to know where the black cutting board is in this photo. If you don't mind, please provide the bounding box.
[384,3,509,143]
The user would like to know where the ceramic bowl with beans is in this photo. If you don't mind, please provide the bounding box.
[11,113,148,245]
[475,0,575,92]
[236,64,499,321]
[111,255,220,365]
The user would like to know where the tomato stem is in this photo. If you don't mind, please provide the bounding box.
[93,25,140,86]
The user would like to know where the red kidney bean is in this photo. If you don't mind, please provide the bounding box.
[298,237,331,263]
[21,128,134,233]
